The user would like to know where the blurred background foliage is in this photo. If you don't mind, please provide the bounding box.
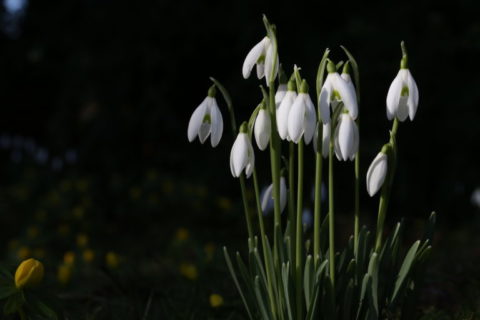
[1,0,480,318]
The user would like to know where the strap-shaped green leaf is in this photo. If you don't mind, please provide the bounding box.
[223,247,253,320]
[281,262,294,320]
[210,77,237,135]
[342,279,354,320]
[390,240,420,307]
[367,253,379,319]
[356,273,372,320]
[304,255,314,306]
[254,275,273,320]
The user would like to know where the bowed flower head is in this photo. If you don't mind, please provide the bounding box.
[230,123,255,178]
[276,80,297,140]
[261,176,287,214]
[254,106,271,151]
[187,85,224,147]
[287,80,317,144]
[334,113,359,161]
[366,150,388,197]
[386,55,419,122]
[318,61,359,124]
[242,36,278,85]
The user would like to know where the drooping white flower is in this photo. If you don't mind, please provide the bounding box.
[334,113,359,161]
[254,108,271,151]
[261,176,288,214]
[187,87,223,147]
[313,122,331,158]
[366,152,388,197]
[318,62,358,124]
[230,125,255,178]
[276,81,297,140]
[275,83,287,107]
[242,36,278,86]
[386,68,419,121]
[287,80,316,144]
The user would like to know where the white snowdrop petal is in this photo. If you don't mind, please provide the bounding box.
[187,98,208,142]
[256,62,265,79]
[397,96,409,121]
[386,73,403,119]
[333,73,358,119]
[242,37,268,79]
[275,84,287,106]
[338,114,355,160]
[334,123,342,160]
[407,70,419,120]
[276,91,296,140]
[232,134,249,177]
[209,98,223,147]
[254,110,271,151]
[261,184,274,212]
[318,78,332,124]
[264,43,277,85]
[303,95,317,145]
[288,95,307,143]
[198,123,211,144]
[322,123,330,158]
[366,153,388,196]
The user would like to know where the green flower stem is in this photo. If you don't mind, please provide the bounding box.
[209,77,254,246]
[313,127,323,267]
[295,139,304,320]
[354,118,360,258]
[253,169,278,317]
[328,125,336,290]
[289,142,296,264]
[374,118,399,252]
[268,82,282,264]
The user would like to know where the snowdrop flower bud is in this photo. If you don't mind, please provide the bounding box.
[276,80,297,140]
[242,37,271,80]
[261,176,288,214]
[334,113,359,161]
[254,106,271,151]
[313,122,331,158]
[187,85,224,147]
[366,151,388,197]
[230,123,255,178]
[386,56,419,121]
[319,61,359,124]
[287,80,317,144]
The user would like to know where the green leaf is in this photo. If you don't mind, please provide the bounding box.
[323,276,336,320]
[423,211,436,243]
[3,291,24,315]
[303,255,314,306]
[316,48,331,99]
[390,240,420,307]
[209,77,237,135]
[281,263,293,320]
[33,300,58,320]
[247,104,262,140]
[223,247,254,320]
[356,273,371,320]
[342,279,354,320]
[254,276,272,320]
[367,253,379,319]
[0,285,17,300]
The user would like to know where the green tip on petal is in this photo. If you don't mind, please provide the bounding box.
[342,61,351,75]
[299,79,309,93]
[239,122,248,133]
[327,60,337,73]
[208,85,216,97]
[287,79,296,91]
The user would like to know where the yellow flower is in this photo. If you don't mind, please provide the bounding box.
[76,234,89,248]
[105,251,120,269]
[209,294,224,308]
[179,263,198,280]
[63,251,75,265]
[17,246,31,260]
[83,249,95,263]
[57,264,72,285]
[175,228,189,241]
[15,258,44,289]
[204,242,216,261]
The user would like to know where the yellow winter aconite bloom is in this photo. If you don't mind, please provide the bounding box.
[15,258,44,289]
[57,264,72,285]
[83,249,95,263]
[209,294,224,308]
[175,228,189,241]
[179,263,198,280]
[63,251,75,265]
[105,251,120,269]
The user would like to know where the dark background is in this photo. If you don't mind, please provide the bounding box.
[1,0,480,318]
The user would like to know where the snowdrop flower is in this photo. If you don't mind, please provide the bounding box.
[242,36,278,84]
[287,80,317,144]
[334,113,359,161]
[187,85,224,147]
[276,80,297,140]
[386,56,419,121]
[275,83,287,106]
[366,151,388,197]
[230,123,255,178]
[261,176,287,214]
[254,107,271,151]
[313,122,331,158]
[318,61,358,124]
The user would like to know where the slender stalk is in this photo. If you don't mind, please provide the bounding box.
[313,127,323,266]
[328,126,336,289]
[374,118,399,252]
[268,82,282,263]
[354,118,360,257]
[253,169,278,317]
[239,175,254,245]
[288,142,296,264]
[295,140,304,320]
